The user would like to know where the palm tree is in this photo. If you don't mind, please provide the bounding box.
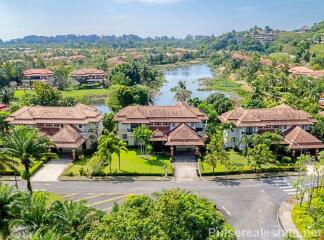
[239,134,254,160]
[0,184,21,239]
[171,80,192,103]
[134,125,152,155]
[49,200,102,240]
[97,132,116,173]
[115,140,128,171]
[1,126,57,193]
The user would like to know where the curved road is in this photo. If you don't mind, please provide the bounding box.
[9,176,297,240]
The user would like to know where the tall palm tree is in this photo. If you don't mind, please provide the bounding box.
[171,80,192,103]
[0,184,21,239]
[115,140,128,171]
[239,134,254,160]
[1,126,57,193]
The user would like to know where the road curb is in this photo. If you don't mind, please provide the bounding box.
[277,197,304,239]
[202,172,299,181]
[58,176,174,181]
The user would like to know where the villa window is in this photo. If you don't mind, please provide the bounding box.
[79,124,82,128]
[122,134,127,140]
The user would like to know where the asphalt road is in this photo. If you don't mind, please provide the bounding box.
[7,176,298,240]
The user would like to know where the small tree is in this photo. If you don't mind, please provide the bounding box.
[134,125,153,155]
[249,144,275,172]
[294,154,312,203]
[115,140,128,171]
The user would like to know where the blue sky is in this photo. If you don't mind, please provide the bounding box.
[0,0,323,40]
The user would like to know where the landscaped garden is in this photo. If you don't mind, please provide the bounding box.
[64,150,173,177]
[199,149,296,175]
[292,189,323,240]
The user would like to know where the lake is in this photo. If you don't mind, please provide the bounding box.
[93,64,228,113]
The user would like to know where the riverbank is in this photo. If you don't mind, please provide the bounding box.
[152,58,207,71]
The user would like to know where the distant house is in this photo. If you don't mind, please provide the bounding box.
[0,103,8,111]
[22,69,54,87]
[70,69,106,86]
[114,103,208,157]
[289,66,324,79]
[6,104,103,159]
[218,104,324,154]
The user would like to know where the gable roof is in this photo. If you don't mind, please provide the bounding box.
[115,103,208,124]
[6,104,103,125]
[165,123,204,146]
[70,69,105,77]
[282,126,324,149]
[219,105,316,127]
[151,128,168,142]
[23,69,54,77]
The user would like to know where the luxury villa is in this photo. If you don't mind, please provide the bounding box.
[219,104,324,154]
[6,104,103,159]
[114,103,208,157]
[70,69,106,86]
[22,69,55,87]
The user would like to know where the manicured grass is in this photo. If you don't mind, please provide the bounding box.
[292,189,323,240]
[14,88,109,102]
[199,150,295,175]
[64,150,173,176]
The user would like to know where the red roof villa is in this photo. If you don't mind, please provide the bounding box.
[70,68,106,85]
[22,69,54,87]
[114,103,208,157]
[219,104,324,154]
[6,104,103,159]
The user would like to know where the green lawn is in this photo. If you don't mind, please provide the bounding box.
[14,88,109,102]
[292,189,324,240]
[64,150,173,176]
[199,150,295,175]
[0,160,44,176]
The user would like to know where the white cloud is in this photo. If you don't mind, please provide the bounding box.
[114,0,184,5]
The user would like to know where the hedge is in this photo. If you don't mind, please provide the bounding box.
[0,161,44,176]
[200,165,297,176]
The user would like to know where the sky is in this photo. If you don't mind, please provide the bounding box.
[0,0,323,40]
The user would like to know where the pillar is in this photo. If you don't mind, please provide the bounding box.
[170,146,174,157]
[72,149,76,161]
[195,147,200,156]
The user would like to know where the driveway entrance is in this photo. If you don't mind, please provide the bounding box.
[173,153,200,181]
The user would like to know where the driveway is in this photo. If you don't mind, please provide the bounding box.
[31,158,72,182]
[173,155,199,181]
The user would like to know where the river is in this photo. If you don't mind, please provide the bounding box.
[94,64,227,113]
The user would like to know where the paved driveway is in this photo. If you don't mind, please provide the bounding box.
[173,155,199,181]
[31,158,72,181]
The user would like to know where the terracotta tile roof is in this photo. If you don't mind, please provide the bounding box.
[70,69,105,77]
[260,58,272,66]
[6,104,103,125]
[319,111,324,117]
[289,66,324,78]
[219,105,316,127]
[49,125,85,149]
[23,69,54,77]
[115,103,208,124]
[282,126,324,149]
[231,52,251,61]
[151,128,168,142]
[0,103,8,111]
[165,123,204,146]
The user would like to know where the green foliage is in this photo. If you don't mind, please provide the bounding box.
[134,125,153,155]
[170,80,192,102]
[0,111,9,133]
[312,115,324,142]
[0,87,14,104]
[85,189,235,240]
[22,82,77,106]
[102,112,116,132]
[249,144,275,171]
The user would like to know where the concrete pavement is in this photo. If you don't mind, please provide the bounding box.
[31,158,72,181]
[173,155,199,181]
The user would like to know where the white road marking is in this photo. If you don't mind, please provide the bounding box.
[287,192,296,195]
[34,189,47,191]
[280,186,293,189]
[284,189,296,192]
[75,193,105,202]
[87,194,129,207]
[222,206,232,216]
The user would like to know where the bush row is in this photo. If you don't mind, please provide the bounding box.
[200,165,297,176]
[0,161,44,176]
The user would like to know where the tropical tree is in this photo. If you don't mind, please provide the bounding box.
[0,184,22,239]
[115,139,128,170]
[1,126,57,193]
[0,111,10,134]
[134,125,153,155]
[171,80,192,103]
[239,134,254,160]
[249,144,275,172]
[48,200,102,240]
[97,131,116,173]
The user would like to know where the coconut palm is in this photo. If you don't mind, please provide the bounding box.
[48,200,102,240]
[0,184,22,239]
[134,125,152,155]
[1,126,57,193]
[171,80,192,103]
[115,139,128,170]
[97,131,116,172]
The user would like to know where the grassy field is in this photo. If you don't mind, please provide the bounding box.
[14,88,109,102]
[199,150,295,175]
[310,44,324,54]
[64,150,173,176]
[292,189,324,240]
